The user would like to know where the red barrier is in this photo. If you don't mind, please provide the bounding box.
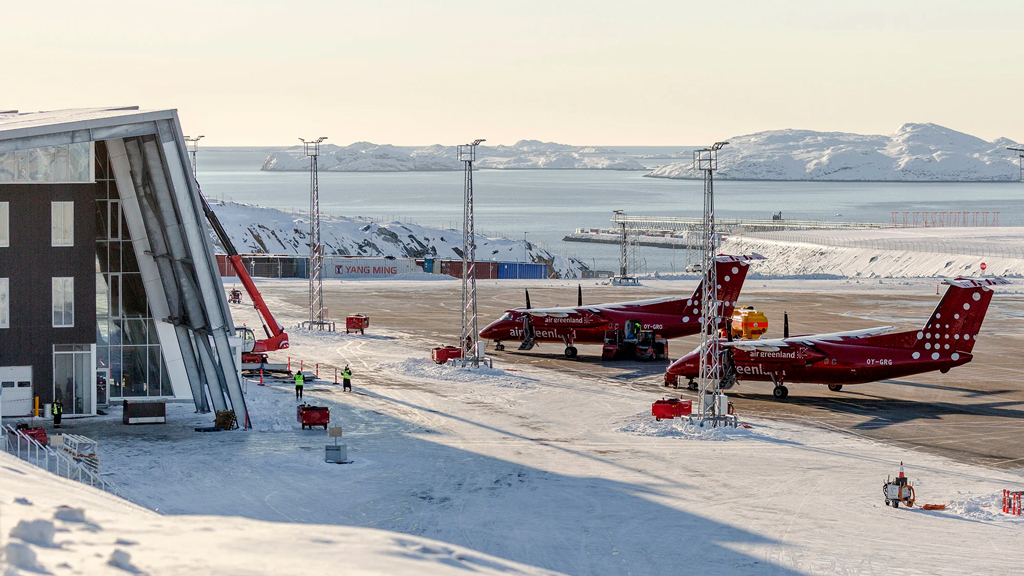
[1003,490,1023,515]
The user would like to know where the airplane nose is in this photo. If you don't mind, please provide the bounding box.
[479,321,499,339]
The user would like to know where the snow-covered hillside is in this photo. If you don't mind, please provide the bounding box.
[720,227,1024,278]
[208,200,586,278]
[261,140,645,172]
[648,124,1023,181]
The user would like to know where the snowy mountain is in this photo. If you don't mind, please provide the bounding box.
[261,140,645,172]
[647,124,1023,181]
[208,200,586,278]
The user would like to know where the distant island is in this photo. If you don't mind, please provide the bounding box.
[645,123,1023,182]
[261,140,645,172]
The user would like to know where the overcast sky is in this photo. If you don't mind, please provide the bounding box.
[4,0,1022,146]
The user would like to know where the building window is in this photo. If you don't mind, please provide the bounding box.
[0,202,8,247]
[52,277,74,327]
[51,201,74,247]
[0,142,93,183]
[0,278,8,328]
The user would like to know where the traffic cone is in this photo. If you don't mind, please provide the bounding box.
[898,461,905,479]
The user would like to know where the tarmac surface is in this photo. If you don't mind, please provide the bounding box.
[263,278,1024,470]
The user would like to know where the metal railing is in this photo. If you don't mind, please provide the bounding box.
[3,425,147,508]
[610,213,885,232]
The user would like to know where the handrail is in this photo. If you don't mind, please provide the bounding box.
[3,425,150,510]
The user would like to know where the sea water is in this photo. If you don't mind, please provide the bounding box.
[196,147,1023,273]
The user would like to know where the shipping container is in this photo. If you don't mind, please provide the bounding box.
[497,262,548,279]
[440,259,462,279]
[324,257,419,279]
[423,258,434,273]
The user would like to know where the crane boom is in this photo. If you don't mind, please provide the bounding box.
[200,196,289,357]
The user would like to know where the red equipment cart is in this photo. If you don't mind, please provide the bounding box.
[346,315,370,334]
[431,346,462,364]
[297,404,330,430]
[652,398,692,421]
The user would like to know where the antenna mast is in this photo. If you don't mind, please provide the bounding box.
[693,142,732,426]
[301,136,331,331]
[458,139,485,367]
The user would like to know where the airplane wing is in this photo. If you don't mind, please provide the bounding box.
[724,326,897,350]
[522,306,604,318]
[793,326,898,343]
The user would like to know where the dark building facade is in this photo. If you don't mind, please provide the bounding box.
[0,108,249,426]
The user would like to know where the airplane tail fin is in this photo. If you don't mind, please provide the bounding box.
[913,277,1008,354]
[687,254,765,315]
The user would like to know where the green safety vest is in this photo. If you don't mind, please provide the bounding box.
[295,374,304,386]
[51,402,62,415]
[342,369,352,380]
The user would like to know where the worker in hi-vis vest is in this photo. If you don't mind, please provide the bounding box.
[52,398,64,428]
[342,365,352,392]
[294,372,304,400]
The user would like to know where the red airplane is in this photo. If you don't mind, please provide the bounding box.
[664,277,1010,398]
[479,254,765,358]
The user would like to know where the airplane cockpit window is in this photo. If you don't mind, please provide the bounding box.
[500,312,513,321]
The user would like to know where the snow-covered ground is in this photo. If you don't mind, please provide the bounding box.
[721,227,1024,278]
[648,123,1022,181]
[209,199,586,278]
[261,140,645,172]
[0,452,563,575]
[6,291,1022,575]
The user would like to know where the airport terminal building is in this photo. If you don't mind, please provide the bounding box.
[0,108,247,425]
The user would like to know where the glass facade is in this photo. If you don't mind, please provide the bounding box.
[93,142,172,400]
[0,142,93,183]
[53,344,92,415]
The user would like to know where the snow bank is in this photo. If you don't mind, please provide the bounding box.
[209,199,586,278]
[616,412,752,441]
[261,140,645,172]
[379,357,537,389]
[721,227,1024,278]
[648,123,1023,181]
[0,453,562,575]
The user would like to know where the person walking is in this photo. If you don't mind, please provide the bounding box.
[342,365,352,392]
[51,398,64,428]
[295,371,304,399]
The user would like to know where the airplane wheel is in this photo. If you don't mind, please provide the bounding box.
[828,384,843,392]
[687,380,698,391]
[564,346,578,358]
[773,386,789,399]
[495,343,505,351]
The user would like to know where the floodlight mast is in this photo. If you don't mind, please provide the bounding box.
[692,141,729,425]
[301,137,330,331]
[1008,146,1024,182]
[184,135,205,177]
[458,139,485,367]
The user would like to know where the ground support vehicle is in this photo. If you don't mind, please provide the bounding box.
[297,404,330,430]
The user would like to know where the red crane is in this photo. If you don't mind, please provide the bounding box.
[201,196,289,364]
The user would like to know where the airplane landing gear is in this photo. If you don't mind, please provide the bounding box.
[494,342,505,351]
[686,379,698,391]
[828,384,843,392]
[564,346,578,358]
[770,373,789,399]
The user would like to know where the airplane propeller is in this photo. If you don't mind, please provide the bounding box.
[578,284,582,307]
[784,311,790,339]
[525,289,532,310]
